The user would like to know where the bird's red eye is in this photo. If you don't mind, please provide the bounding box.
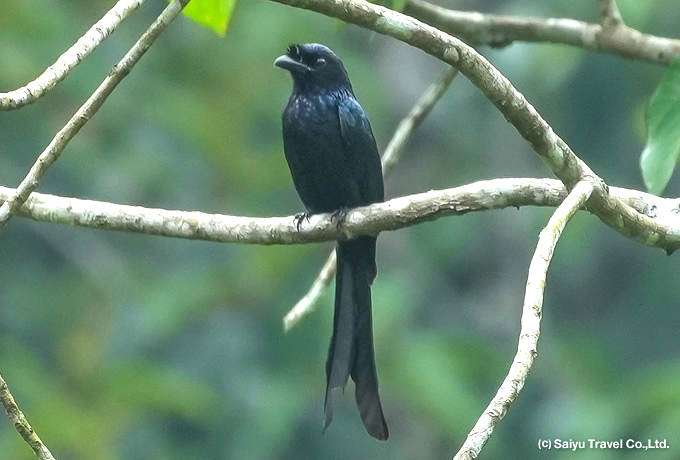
[315,58,326,68]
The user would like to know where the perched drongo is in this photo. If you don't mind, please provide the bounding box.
[275,43,388,440]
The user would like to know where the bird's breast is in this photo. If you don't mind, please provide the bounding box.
[289,94,335,124]
[284,94,342,150]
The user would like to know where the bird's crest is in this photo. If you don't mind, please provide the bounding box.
[287,44,301,58]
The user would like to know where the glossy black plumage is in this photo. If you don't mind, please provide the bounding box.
[275,43,388,440]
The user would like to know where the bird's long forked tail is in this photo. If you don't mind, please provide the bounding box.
[323,237,389,440]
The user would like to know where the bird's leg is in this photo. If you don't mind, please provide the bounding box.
[330,207,350,232]
[293,211,311,231]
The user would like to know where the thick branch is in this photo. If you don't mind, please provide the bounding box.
[0,0,147,110]
[0,374,54,460]
[283,66,459,331]
[453,180,594,460]
[1,179,678,248]
[404,0,679,65]
[0,0,190,229]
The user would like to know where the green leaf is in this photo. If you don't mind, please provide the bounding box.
[640,56,680,195]
[181,0,237,36]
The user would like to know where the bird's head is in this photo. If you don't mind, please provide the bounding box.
[274,43,353,92]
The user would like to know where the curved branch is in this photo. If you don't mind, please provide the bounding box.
[1,178,678,248]
[266,0,591,185]
[283,66,459,331]
[268,0,680,255]
[453,180,594,460]
[404,0,680,65]
[0,0,190,229]
[0,374,54,460]
[0,0,147,111]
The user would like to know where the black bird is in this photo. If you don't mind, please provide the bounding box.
[275,43,388,440]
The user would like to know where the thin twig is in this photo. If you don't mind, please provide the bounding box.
[282,66,459,331]
[381,66,459,172]
[404,0,677,65]
[2,179,679,249]
[0,0,190,229]
[0,374,54,460]
[453,180,595,460]
[283,252,337,331]
[0,0,147,111]
[599,0,624,28]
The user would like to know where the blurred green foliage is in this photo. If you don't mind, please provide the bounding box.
[1,1,679,459]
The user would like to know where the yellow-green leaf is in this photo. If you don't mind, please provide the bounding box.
[181,0,237,36]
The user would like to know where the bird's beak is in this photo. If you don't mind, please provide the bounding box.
[274,55,310,73]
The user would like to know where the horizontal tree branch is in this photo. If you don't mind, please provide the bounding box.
[1,178,678,248]
[0,0,190,229]
[454,180,594,460]
[0,0,147,110]
[404,0,680,65]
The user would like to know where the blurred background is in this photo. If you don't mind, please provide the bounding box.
[1,0,679,459]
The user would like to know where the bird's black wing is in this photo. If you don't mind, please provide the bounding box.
[337,97,384,206]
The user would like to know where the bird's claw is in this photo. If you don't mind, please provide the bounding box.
[293,212,311,231]
[330,208,349,231]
